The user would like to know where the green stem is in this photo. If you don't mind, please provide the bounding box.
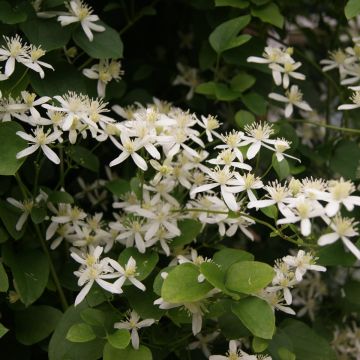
[291,119,360,135]
[14,173,31,199]
[8,69,28,96]
[34,224,69,311]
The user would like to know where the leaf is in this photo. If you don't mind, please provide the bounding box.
[272,155,290,181]
[30,61,87,96]
[103,343,153,360]
[345,0,360,19]
[20,17,73,51]
[48,190,74,204]
[330,140,360,180]
[0,323,9,338]
[251,3,284,28]
[209,15,251,54]
[107,329,131,349]
[317,241,357,267]
[213,248,254,272]
[0,200,25,240]
[0,122,27,175]
[15,305,62,345]
[171,219,203,247]
[235,110,255,129]
[106,179,131,197]
[344,279,360,305]
[30,206,47,224]
[66,323,96,343]
[260,205,278,220]
[118,248,159,281]
[0,1,27,24]
[232,296,275,339]
[73,22,123,59]
[252,336,270,352]
[195,81,216,96]
[215,0,250,8]
[2,245,49,306]
[225,261,274,294]
[230,72,256,92]
[0,261,9,292]
[80,308,107,327]
[161,263,213,303]
[279,319,337,360]
[241,92,267,115]
[67,145,100,173]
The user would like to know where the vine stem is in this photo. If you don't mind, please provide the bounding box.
[291,119,360,135]
[34,224,69,311]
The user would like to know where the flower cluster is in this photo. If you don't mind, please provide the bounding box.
[248,46,311,117]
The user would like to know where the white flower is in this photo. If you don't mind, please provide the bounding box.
[273,138,300,163]
[320,49,354,79]
[269,61,305,89]
[109,132,148,170]
[338,90,360,110]
[277,198,324,236]
[198,115,221,142]
[16,127,62,164]
[0,35,29,77]
[247,46,293,65]
[23,45,54,78]
[318,216,360,259]
[58,0,105,42]
[71,246,122,305]
[190,166,242,211]
[187,331,219,358]
[6,198,34,231]
[172,62,200,100]
[114,310,155,350]
[282,250,326,282]
[83,59,124,97]
[111,256,146,291]
[269,85,312,118]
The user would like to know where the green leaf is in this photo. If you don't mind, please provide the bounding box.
[195,81,216,96]
[80,308,107,327]
[0,122,27,175]
[67,145,100,173]
[103,343,152,360]
[279,319,337,360]
[0,1,27,24]
[0,322,9,338]
[251,3,284,28]
[30,206,47,224]
[278,347,296,360]
[213,248,254,272]
[232,296,275,339]
[235,110,255,129]
[215,0,249,8]
[161,263,213,303]
[230,72,256,92]
[66,323,96,343]
[2,245,49,306]
[241,92,267,115]
[0,200,25,240]
[215,83,243,101]
[30,61,87,96]
[317,241,357,267]
[345,0,360,19]
[0,261,9,292]
[107,329,131,349]
[330,140,360,180]
[272,155,290,181]
[20,18,72,51]
[226,261,274,294]
[49,305,105,360]
[106,179,131,197]
[15,305,62,345]
[48,190,74,204]
[260,205,278,220]
[199,262,227,293]
[209,15,251,54]
[73,22,123,59]
[171,219,203,247]
[118,248,158,281]
[252,336,270,352]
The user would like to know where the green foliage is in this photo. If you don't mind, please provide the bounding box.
[232,297,275,339]
[15,305,62,345]
[170,219,203,247]
[226,261,275,294]
[67,145,100,173]
[161,263,213,303]
[0,122,27,176]
[251,2,284,28]
[73,23,123,59]
[330,140,360,179]
[209,15,251,54]
[66,323,97,343]
[103,343,152,360]
[107,329,131,349]
[2,245,49,306]
[345,0,360,19]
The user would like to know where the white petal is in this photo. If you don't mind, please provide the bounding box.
[75,280,93,306]
[41,145,60,164]
[16,144,40,159]
[318,232,339,246]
